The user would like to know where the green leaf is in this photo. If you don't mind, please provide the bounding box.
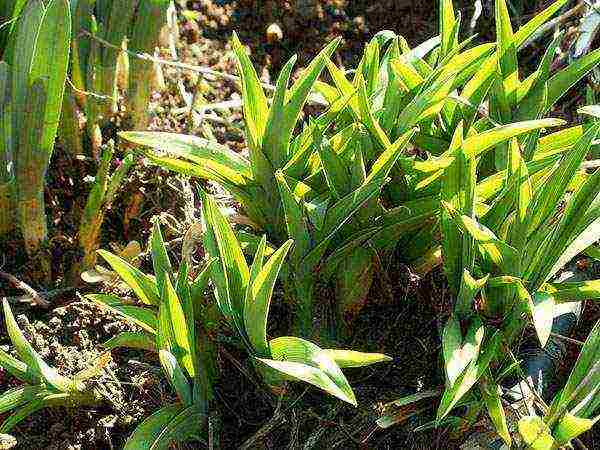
[546,279,600,303]
[480,375,511,447]
[190,258,216,303]
[554,414,597,444]
[103,332,156,352]
[275,172,312,266]
[0,347,37,385]
[455,270,488,319]
[119,131,253,187]
[463,119,565,157]
[244,240,293,357]
[441,123,475,294]
[97,250,159,305]
[2,299,72,393]
[159,350,192,406]
[437,330,502,420]
[518,416,555,450]
[443,317,484,387]
[87,294,158,333]
[151,222,173,297]
[513,0,568,49]
[0,385,45,415]
[0,398,46,433]
[546,47,600,111]
[123,404,204,450]
[27,0,71,160]
[263,38,341,168]
[200,190,249,329]
[548,320,600,421]
[442,202,518,273]
[495,0,518,106]
[365,127,417,184]
[439,0,456,59]
[231,32,268,150]
[321,349,392,368]
[263,336,357,406]
[163,275,195,378]
[531,291,555,347]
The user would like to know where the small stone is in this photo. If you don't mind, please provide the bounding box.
[266,23,283,43]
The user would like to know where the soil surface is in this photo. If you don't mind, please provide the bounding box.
[0,1,599,449]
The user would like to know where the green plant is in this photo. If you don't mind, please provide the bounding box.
[0,0,71,263]
[0,300,103,433]
[200,190,391,404]
[517,320,599,449]
[75,142,134,275]
[87,222,216,447]
[120,34,421,336]
[436,120,600,443]
[89,215,388,450]
[61,0,170,156]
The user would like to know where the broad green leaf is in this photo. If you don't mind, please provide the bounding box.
[365,127,417,184]
[441,123,475,295]
[443,317,484,387]
[97,250,159,305]
[437,331,502,420]
[264,38,341,168]
[455,270,488,319]
[244,240,293,357]
[495,0,518,106]
[190,258,216,303]
[119,131,253,187]
[28,0,71,161]
[321,349,392,368]
[546,279,600,303]
[317,129,352,199]
[265,336,357,405]
[443,202,517,272]
[275,172,311,265]
[548,320,600,420]
[535,166,600,285]
[546,47,600,111]
[439,0,456,59]
[163,275,195,378]
[513,0,568,48]
[87,294,158,333]
[463,119,565,157]
[531,292,555,347]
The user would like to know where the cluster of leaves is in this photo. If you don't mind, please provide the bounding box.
[118,0,600,446]
[64,0,170,157]
[0,0,167,278]
[85,201,389,446]
[0,0,71,255]
[0,0,598,447]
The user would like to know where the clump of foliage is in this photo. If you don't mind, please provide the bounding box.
[0,0,599,447]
